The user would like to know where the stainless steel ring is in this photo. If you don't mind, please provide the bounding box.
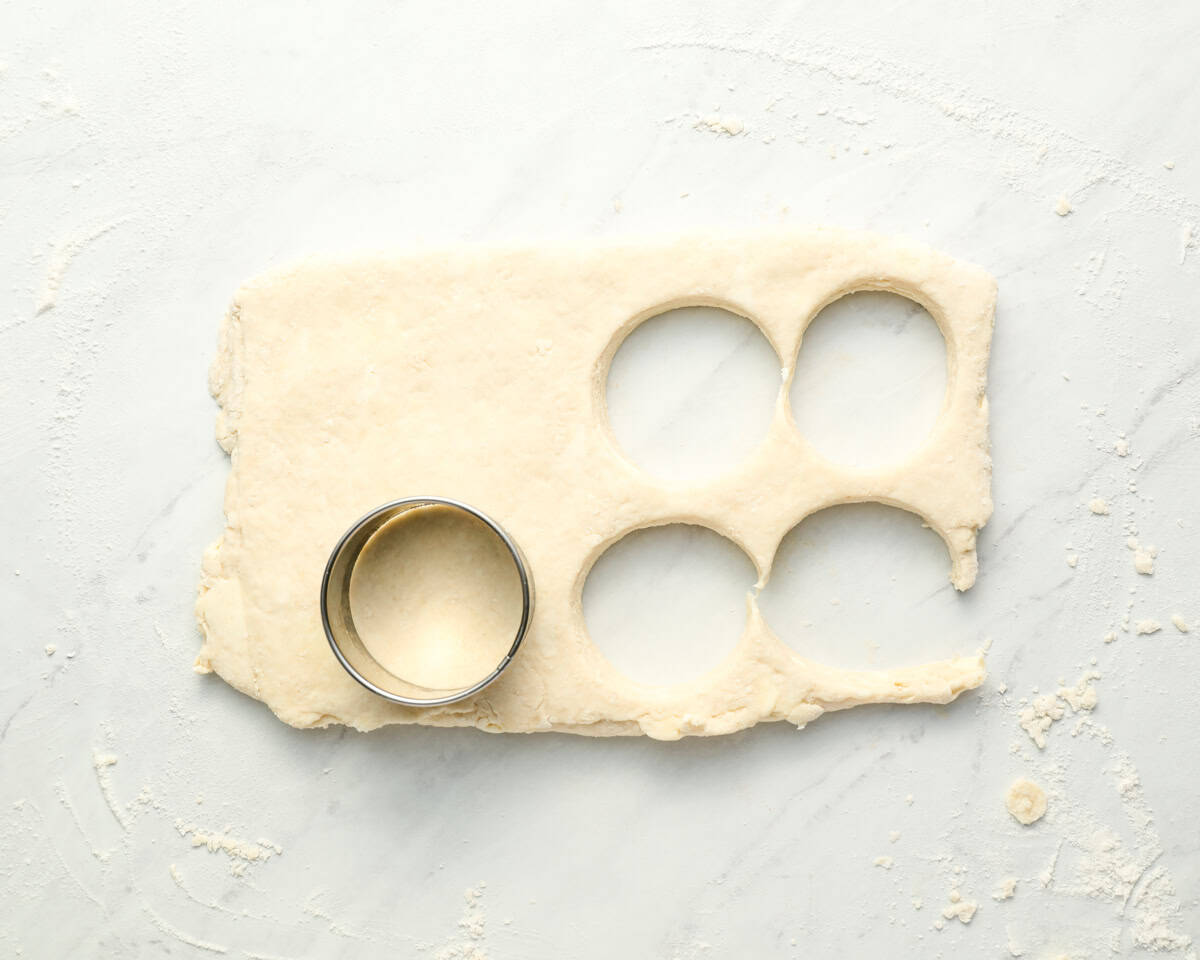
[320,496,534,707]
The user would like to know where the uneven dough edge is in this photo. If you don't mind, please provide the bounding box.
[195,302,256,697]
[269,652,987,740]
[194,228,995,740]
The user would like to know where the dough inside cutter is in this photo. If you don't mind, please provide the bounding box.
[347,505,523,690]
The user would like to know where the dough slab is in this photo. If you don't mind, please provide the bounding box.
[195,228,997,739]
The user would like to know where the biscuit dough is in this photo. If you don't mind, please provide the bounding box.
[195,229,996,739]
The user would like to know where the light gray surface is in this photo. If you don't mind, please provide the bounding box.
[3,2,1199,957]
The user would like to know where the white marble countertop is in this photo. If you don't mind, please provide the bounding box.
[2,2,1198,957]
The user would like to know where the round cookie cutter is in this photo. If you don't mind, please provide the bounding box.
[320,496,534,707]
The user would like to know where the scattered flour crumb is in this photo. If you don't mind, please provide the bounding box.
[174,821,282,876]
[992,877,1018,901]
[1076,825,1189,951]
[1019,695,1065,748]
[911,896,923,910]
[697,114,744,136]
[1039,839,1064,888]
[889,831,901,844]
[1135,619,1162,635]
[1006,778,1048,825]
[92,752,129,831]
[1058,671,1100,713]
[143,902,227,954]
[1066,553,1078,568]
[1088,497,1110,515]
[45,643,57,656]
[940,889,978,925]
[1129,539,1157,575]
[36,219,129,315]
[435,885,488,960]
[905,794,914,805]
[1114,437,1131,456]
[1163,159,1176,169]
[874,856,894,869]
[1054,194,1073,216]
[1103,631,1117,644]
[1171,614,1189,633]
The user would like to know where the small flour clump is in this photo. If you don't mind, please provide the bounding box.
[696,114,745,136]
[1006,778,1048,825]
[940,889,978,925]
[1088,497,1110,515]
[1114,437,1131,457]
[873,856,894,869]
[1019,696,1064,748]
[1054,194,1073,216]
[1018,671,1098,747]
[1128,539,1157,575]
[1135,619,1162,635]
[1058,672,1100,712]
[992,877,1018,900]
[1171,614,1189,633]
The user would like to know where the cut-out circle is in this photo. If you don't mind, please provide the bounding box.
[582,523,756,686]
[605,305,780,485]
[757,503,981,670]
[790,292,946,468]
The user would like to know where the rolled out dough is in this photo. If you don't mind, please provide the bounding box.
[195,228,996,739]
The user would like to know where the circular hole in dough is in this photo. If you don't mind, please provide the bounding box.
[758,503,982,670]
[790,292,946,468]
[605,305,780,485]
[582,523,756,686]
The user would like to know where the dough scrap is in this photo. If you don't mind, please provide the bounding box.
[194,229,997,739]
[1006,778,1048,825]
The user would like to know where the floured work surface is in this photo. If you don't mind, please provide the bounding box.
[195,229,997,739]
